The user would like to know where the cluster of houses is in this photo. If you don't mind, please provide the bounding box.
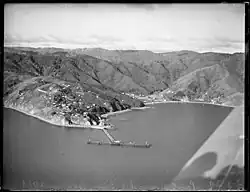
[168,90,225,104]
[136,88,226,104]
[125,92,145,98]
[36,84,107,126]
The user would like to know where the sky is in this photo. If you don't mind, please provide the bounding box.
[4,3,245,53]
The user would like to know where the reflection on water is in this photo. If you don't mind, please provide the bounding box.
[3,103,233,190]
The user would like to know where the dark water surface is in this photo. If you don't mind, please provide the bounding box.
[3,103,233,190]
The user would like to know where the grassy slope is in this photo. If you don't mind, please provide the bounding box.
[5,47,244,96]
[70,48,244,97]
[4,49,145,126]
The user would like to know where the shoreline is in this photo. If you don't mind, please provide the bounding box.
[101,109,132,118]
[4,105,113,130]
[4,101,239,128]
[101,106,152,118]
[144,100,238,108]
[4,105,151,129]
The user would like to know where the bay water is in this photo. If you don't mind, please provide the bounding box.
[3,103,233,190]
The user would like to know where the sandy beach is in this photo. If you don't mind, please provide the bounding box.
[101,109,132,118]
[101,106,152,118]
[144,101,237,108]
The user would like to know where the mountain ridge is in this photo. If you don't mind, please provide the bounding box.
[4,46,244,126]
[4,46,244,95]
[4,46,244,54]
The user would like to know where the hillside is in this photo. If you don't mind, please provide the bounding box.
[70,48,244,104]
[4,48,146,126]
[71,48,244,90]
[4,47,245,124]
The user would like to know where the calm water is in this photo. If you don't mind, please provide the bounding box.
[3,103,233,190]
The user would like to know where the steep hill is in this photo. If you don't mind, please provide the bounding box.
[73,48,245,99]
[4,47,244,108]
[4,48,146,126]
[160,52,244,104]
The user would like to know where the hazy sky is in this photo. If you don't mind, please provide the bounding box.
[4,3,245,53]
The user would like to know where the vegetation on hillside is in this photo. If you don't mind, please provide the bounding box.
[5,47,244,97]
[4,47,244,125]
[4,49,145,126]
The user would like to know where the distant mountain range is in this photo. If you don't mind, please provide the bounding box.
[4,46,244,121]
